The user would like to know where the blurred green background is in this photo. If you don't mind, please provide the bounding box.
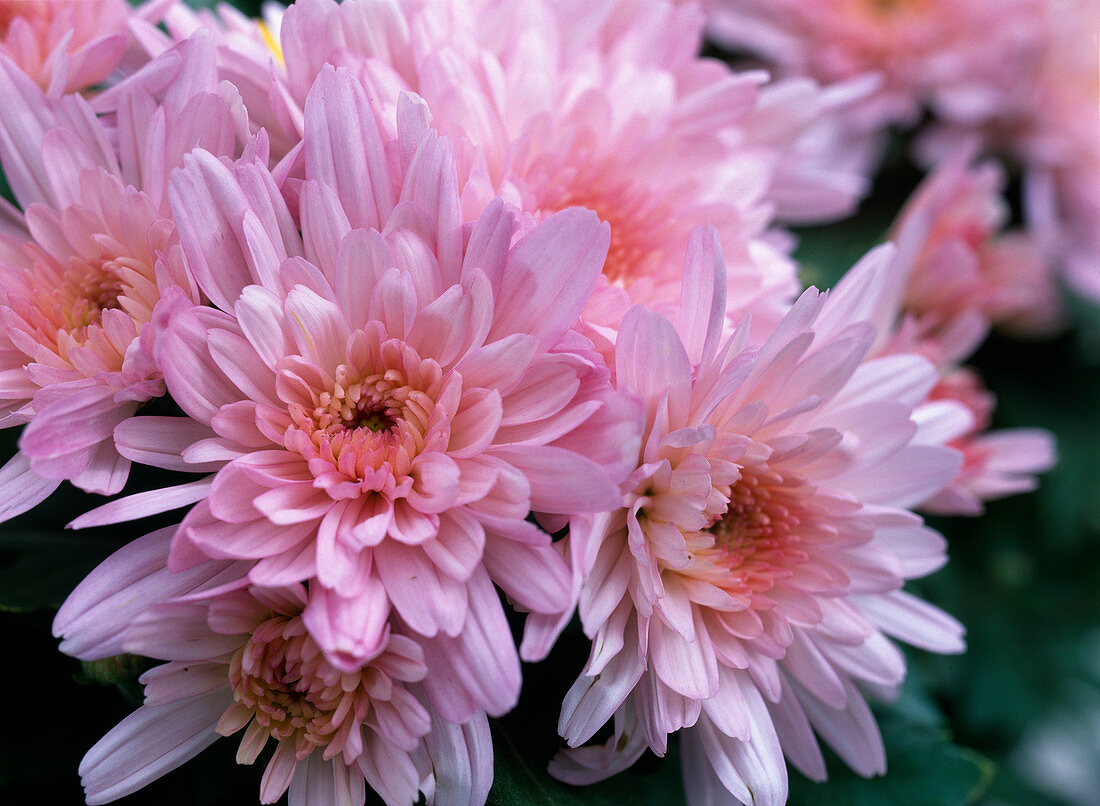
[0,1,1097,804]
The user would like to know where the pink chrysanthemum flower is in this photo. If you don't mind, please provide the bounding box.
[145,0,880,333]
[915,0,1100,301]
[0,0,132,93]
[699,0,1044,134]
[859,200,1059,517]
[55,529,492,806]
[1013,0,1100,302]
[0,35,247,522]
[891,143,1063,338]
[90,67,639,722]
[914,368,1056,515]
[551,228,966,805]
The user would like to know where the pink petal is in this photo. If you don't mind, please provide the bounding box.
[80,689,233,806]
[114,416,221,472]
[489,208,610,350]
[303,65,395,232]
[490,444,621,514]
[303,582,392,673]
[420,569,521,720]
[374,539,468,638]
[68,474,213,529]
[0,452,61,525]
[54,527,247,660]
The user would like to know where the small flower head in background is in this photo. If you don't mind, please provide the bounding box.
[0,0,138,95]
[697,0,1043,133]
[891,143,1063,339]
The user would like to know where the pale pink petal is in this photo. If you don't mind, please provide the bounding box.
[69,478,213,529]
[421,569,521,721]
[288,753,366,806]
[488,208,610,350]
[303,581,392,672]
[114,416,221,472]
[54,527,248,661]
[856,589,966,654]
[80,689,233,805]
[303,65,395,232]
[0,452,61,524]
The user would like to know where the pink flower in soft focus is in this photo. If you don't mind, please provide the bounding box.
[550,228,965,805]
[54,529,492,806]
[0,35,247,522]
[91,66,640,723]
[700,0,1044,133]
[0,0,137,94]
[145,0,882,334]
[915,0,1100,302]
[1014,0,1100,303]
[892,143,1064,338]
[858,231,1058,518]
[916,369,1056,515]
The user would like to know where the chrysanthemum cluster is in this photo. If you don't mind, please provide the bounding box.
[0,1,1085,805]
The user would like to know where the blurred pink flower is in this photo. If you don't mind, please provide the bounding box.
[0,35,247,522]
[915,368,1056,515]
[700,0,1044,134]
[0,0,174,95]
[1015,0,1100,302]
[551,228,965,804]
[915,0,1100,302]
[91,67,640,722]
[56,530,492,806]
[892,143,1064,338]
[858,227,1058,518]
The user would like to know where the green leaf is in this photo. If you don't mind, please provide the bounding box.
[488,724,605,806]
[488,722,687,806]
[788,711,994,806]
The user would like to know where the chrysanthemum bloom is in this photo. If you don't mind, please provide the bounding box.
[891,143,1063,338]
[914,0,1100,302]
[0,35,248,522]
[93,67,640,722]
[0,0,143,95]
[551,228,966,805]
[914,367,1056,515]
[1013,0,1100,303]
[859,175,1060,516]
[148,0,880,334]
[699,0,1044,134]
[56,533,492,806]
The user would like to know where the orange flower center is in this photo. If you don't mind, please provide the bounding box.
[223,614,373,762]
[691,468,811,600]
[280,333,448,495]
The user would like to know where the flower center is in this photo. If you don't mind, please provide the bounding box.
[698,469,809,596]
[222,614,371,762]
[280,332,448,496]
[851,0,931,19]
[68,264,125,329]
[557,182,673,288]
[527,142,679,290]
